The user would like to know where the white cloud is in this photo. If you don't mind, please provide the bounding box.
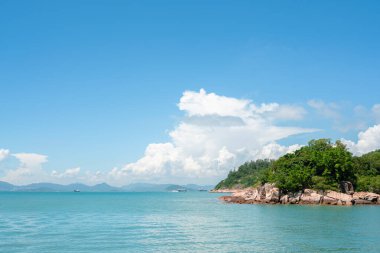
[0,149,10,161]
[254,143,302,160]
[180,89,307,121]
[0,90,320,186]
[108,89,316,185]
[1,153,48,185]
[1,152,84,185]
[51,167,81,178]
[12,153,48,167]
[342,124,380,155]
[179,89,251,118]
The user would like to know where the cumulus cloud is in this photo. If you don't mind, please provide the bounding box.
[342,124,380,155]
[51,167,81,178]
[181,89,307,121]
[108,89,316,185]
[254,143,302,160]
[0,149,10,161]
[0,152,85,185]
[179,89,251,118]
[1,153,48,185]
[12,153,48,167]
[6,90,351,186]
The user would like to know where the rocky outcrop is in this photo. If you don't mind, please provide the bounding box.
[340,181,354,194]
[210,189,238,193]
[353,192,379,204]
[218,183,380,206]
[299,189,323,205]
[324,191,353,205]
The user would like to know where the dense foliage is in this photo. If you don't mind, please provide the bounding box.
[215,139,380,193]
[354,150,380,193]
[268,139,355,192]
[214,159,273,189]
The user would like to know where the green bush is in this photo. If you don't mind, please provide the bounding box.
[356,175,380,194]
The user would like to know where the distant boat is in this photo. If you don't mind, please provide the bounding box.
[198,189,208,192]
[171,189,187,192]
[73,189,80,192]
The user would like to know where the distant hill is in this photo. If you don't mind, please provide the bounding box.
[0,182,121,192]
[0,181,214,192]
[0,181,17,191]
[122,183,214,192]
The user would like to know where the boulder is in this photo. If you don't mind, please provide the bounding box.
[219,186,379,206]
[300,189,322,204]
[257,185,266,200]
[322,196,339,205]
[280,195,289,204]
[288,192,302,204]
[340,181,354,194]
[248,188,260,201]
[325,190,353,205]
[264,183,280,203]
[353,192,380,203]
[219,196,246,204]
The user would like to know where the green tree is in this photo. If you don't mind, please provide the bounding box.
[214,159,272,189]
[353,150,380,193]
[269,139,355,192]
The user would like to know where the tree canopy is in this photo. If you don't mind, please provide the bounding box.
[215,139,380,193]
[214,159,272,189]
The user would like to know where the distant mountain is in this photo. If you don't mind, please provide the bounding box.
[122,183,175,192]
[0,181,17,191]
[0,181,120,192]
[183,184,214,191]
[89,183,120,192]
[0,181,214,192]
[122,183,214,192]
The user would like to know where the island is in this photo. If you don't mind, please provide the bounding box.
[213,139,380,205]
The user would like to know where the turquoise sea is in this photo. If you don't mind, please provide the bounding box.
[0,192,379,253]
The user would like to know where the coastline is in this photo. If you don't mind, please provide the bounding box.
[209,189,237,193]
[217,183,380,206]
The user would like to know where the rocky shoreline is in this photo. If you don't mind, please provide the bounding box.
[217,183,380,206]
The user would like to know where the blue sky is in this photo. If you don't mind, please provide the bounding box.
[0,0,380,185]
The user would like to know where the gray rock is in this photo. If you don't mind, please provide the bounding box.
[340,181,354,194]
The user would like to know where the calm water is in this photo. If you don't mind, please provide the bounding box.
[0,192,379,253]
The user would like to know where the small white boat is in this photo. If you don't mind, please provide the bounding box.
[73,189,80,192]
